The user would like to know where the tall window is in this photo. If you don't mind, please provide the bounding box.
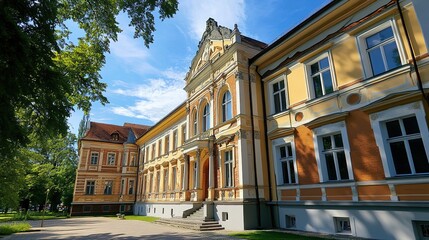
[158,140,162,157]
[173,130,178,150]
[277,143,296,184]
[271,79,287,114]
[163,169,168,192]
[314,122,353,182]
[172,166,177,190]
[90,152,99,165]
[156,171,160,192]
[193,111,198,136]
[358,21,402,77]
[128,180,134,195]
[149,174,153,192]
[107,153,115,165]
[222,91,232,122]
[165,135,170,154]
[384,116,429,175]
[145,147,149,162]
[321,133,350,181]
[151,144,155,160]
[181,124,186,145]
[120,179,125,195]
[202,103,210,131]
[104,181,113,195]
[225,150,234,187]
[308,55,334,98]
[181,164,185,190]
[86,180,95,195]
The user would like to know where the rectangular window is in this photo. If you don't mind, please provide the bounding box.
[85,180,95,195]
[225,150,234,187]
[165,135,170,154]
[307,54,334,98]
[321,133,350,181]
[128,180,134,195]
[278,143,296,184]
[90,152,99,165]
[413,221,429,239]
[107,153,115,165]
[145,147,149,162]
[222,212,229,221]
[130,154,136,166]
[150,174,153,192]
[182,124,186,145]
[151,144,156,160]
[384,116,429,175]
[158,140,162,157]
[156,171,160,192]
[314,122,353,182]
[335,217,352,234]
[163,169,168,192]
[104,181,113,195]
[271,79,287,114]
[172,166,177,191]
[173,130,178,150]
[358,20,403,77]
[285,215,296,228]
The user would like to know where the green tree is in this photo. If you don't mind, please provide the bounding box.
[19,133,78,212]
[0,0,178,157]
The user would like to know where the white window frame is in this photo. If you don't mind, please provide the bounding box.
[104,180,113,195]
[272,136,298,185]
[224,149,234,188]
[222,90,232,122]
[370,101,429,178]
[313,121,354,182]
[85,180,95,195]
[269,76,288,115]
[107,152,116,165]
[173,130,178,150]
[334,217,352,234]
[357,19,406,78]
[202,103,210,132]
[305,52,336,99]
[90,152,99,165]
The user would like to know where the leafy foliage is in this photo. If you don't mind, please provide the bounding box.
[0,0,178,157]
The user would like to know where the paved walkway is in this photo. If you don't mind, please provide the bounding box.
[1,217,238,239]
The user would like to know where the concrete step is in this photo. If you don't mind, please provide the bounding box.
[155,218,224,231]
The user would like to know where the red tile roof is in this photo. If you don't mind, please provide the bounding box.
[82,122,150,143]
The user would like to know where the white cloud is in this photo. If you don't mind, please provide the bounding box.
[110,33,149,60]
[180,0,246,41]
[110,68,187,123]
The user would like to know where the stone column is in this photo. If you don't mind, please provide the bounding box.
[195,150,201,189]
[208,136,215,200]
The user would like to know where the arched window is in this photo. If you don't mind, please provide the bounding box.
[202,104,210,132]
[222,91,232,122]
[193,111,198,136]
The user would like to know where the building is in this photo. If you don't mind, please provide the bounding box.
[72,0,429,238]
[250,0,429,239]
[71,122,149,215]
[134,18,270,230]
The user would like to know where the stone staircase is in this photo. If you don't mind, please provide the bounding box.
[155,205,224,231]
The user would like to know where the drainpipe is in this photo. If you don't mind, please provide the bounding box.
[247,61,261,228]
[255,65,276,228]
[134,144,144,206]
[396,0,429,105]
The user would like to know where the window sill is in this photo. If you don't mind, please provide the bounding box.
[386,173,429,181]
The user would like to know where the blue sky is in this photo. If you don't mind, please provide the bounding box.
[68,0,331,135]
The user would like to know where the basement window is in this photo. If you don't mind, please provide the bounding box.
[335,217,351,234]
[222,212,229,221]
[285,215,296,228]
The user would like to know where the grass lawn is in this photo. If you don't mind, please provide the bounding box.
[0,212,68,222]
[228,230,326,240]
[109,215,159,222]
[0,222,31,235]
